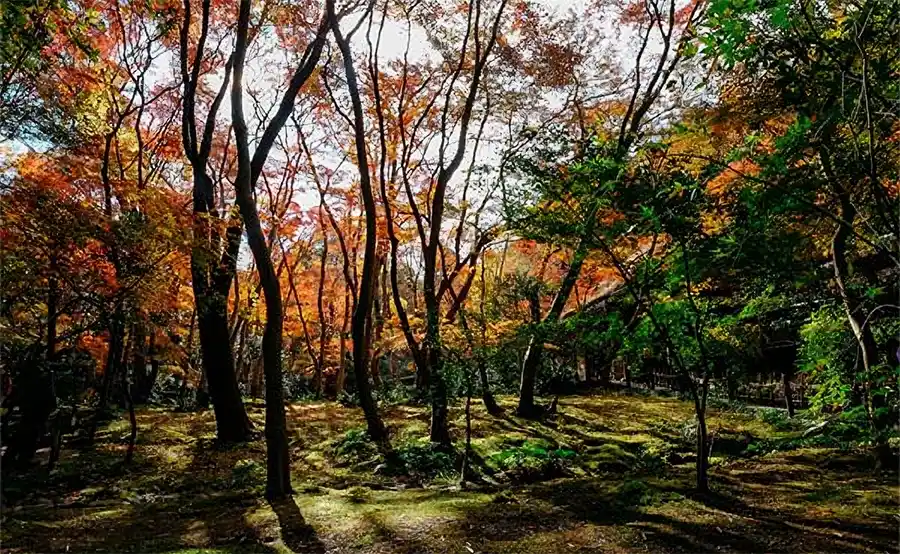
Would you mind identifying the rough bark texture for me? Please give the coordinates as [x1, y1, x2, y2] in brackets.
[696, 408, 709, 493]
[195, 301, 252, 441]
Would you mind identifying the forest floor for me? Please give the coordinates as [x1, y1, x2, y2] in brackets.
[2, 392, 897, 553]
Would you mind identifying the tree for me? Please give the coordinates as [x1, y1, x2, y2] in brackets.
[231, 0, 332, 498]
[179, 0, 252, 442]
[326, 0, 394, 447]
[507, 0, 707, 417]
[701, 0, 899, 463]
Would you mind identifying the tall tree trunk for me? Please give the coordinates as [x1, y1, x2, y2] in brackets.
[316, 211, 330, 396]
[47, 264, 64, 470]
[370, 255, 387, 387]
[696, 406, 709, 493]
[337, 288, 350, 395]
[330, 1, 390, 447]
[89, 307, 126, 444]
[232, 0, 291, 499]
[124, 375, 137, 464]
[180, 0, 251, 443]
[459, 369, 473, 488]
[195, 297, 252, 440]
[423, 251, 451, 446]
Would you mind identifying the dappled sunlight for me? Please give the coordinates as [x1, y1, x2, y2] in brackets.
[3, 395, 896, 553]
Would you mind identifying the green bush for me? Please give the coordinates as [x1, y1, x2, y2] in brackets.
[677, 417, 698, 448]
[798, 305, 856, 411]
[346, 486, 372, 503]
[635, 440, 675, 472]
[757, 407, 794, 430]
[618, 479, 654, 505]
[490, 440, 576, 482]
[331, 428, 379, 465]
[395, 441, 456, 479]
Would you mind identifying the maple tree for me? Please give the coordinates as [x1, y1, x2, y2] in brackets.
[1, 0, 897, 518]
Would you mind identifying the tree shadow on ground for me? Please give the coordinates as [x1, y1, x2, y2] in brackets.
[270, 496, 326, 553]
[450, 468, 896, 553]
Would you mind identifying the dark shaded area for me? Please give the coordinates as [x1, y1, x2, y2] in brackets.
[269, 497, 325, 554]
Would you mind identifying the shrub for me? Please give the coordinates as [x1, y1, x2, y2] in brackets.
[618, 479, 654, 505]
[491, 440, 576, 482]
[617, 479, 683, 506]
[635, 440, 674, 472]
[395, 441, 456, 479]
[677, 417, 698, 448]
[757, 407, 792, 430]
[346, 486, 372, 503]
[331, 428, 379, 466]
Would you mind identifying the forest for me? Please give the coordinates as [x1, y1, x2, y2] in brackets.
[0, 0, 898, 552]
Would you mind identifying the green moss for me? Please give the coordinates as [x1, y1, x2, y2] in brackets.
[3, 393, 896, 554]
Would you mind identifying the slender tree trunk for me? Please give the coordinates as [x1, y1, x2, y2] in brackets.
[423, 255, 451, 445]
[822, 149, 885, 435]
[124, 377, 137, 464]
[232, 0, 291, 499]
[316, 213, 330, 396]
[828, 169, 885, 439]
[696, 407, 709, 493]
[459, 373, 473, 488]
[518, 242, 590, 417]
[330, 2, 390, 447]
[89, 308, 126, 444]
[337, 288, 350, 395]
[47, 265, 64, 470]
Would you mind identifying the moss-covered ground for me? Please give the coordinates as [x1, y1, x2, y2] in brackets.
[2, 393, 896, 553]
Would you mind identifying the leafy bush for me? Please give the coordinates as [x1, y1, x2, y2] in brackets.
[743, 407, 875, 456]
[346, 486, 372, 503]
[618, 479, 654, 505]
[394, 441, 456, 479]
[706, 396, 753, 414]
[331, 428, 379, 466]
[373, 383, 419, 406]
[677, 417, 698, 448]
[282, 373, 320, 401]
[798, 305, 856, 411]
[756, 407, 798, 431]
[491, 440, 576, 482]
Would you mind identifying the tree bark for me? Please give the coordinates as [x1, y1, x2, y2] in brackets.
[518, 241, 590, 417]
[179, 0, 252, 442]
[232, 0, 292, 500]
[824, 149, 885, 439]
[696, 407, 709, 493]
[329, 0, 391, 447]
[196, 304, 252, 440]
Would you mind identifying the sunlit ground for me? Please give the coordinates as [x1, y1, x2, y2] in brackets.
[2, 393, 896, 553]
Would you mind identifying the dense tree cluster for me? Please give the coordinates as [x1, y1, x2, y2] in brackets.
[1, 0, 897, 499]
